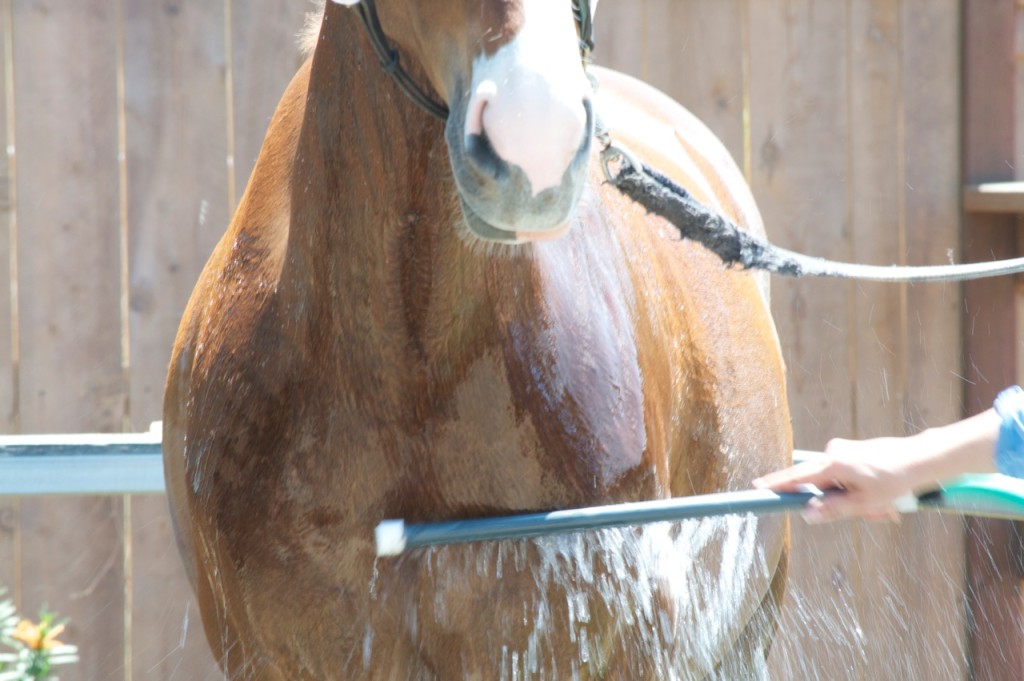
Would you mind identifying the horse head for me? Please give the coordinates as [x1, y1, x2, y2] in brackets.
[331, 0, 597, 243]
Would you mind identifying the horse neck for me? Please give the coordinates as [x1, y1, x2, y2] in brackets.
[281, 7, 535, 383]
[290, 7, 449, 271]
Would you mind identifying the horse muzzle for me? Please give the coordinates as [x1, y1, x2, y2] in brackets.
[446, 84, 595, 244]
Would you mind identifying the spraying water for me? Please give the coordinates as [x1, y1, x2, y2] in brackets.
[357, 513, 777, 680]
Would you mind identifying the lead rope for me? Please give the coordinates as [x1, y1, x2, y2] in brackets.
[595, 118, 1024, 283]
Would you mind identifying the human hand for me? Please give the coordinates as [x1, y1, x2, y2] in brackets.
[752, 436, 925, 523]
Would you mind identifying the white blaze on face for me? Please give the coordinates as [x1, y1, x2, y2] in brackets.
[465, 0, 592, 196]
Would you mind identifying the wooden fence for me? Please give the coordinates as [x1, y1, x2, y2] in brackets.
[609, 2, 967, 678]
[0, 0, 1004, 679]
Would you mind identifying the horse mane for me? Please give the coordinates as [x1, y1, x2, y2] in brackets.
[299, 0, 326, 58]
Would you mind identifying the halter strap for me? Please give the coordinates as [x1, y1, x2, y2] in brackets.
[350, 0, 595, 122]
[352, 0, 449, 120]
[573, 0, 595, 59]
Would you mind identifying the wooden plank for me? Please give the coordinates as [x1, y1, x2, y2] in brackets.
[899, 0, 968, 677]
[124, 0, 231, 432]
[1018, 1, 1024, 179]
[744, 2, 862, 678]
[17, 496, 125, 679]
[592, 0, 647, 82]
[0, 0, 12, 435]
[121, 1, 233, 678]
[0, 498, 14, 609]
[964, 213, 1021, 681]
[964, 181, 1024, 213]
[963, 0, 1023, 679]
[14, 4, 125, 433]
[11, 1, 125, 679]
[1018, 275, 1024, 386]
[749, 0, 854, 450]
[635, 0, 746, 166]
[965, 0, 1017, 184]
[228, 0, 308, 205]
[0, 0, 18, 601]
[129, 496, 224, 681]
[845, 4, 915, 678]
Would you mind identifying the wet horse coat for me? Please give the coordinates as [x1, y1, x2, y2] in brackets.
[163, 1, 793, 678]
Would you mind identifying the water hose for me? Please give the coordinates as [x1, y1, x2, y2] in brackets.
[376, 453, 1024, 556]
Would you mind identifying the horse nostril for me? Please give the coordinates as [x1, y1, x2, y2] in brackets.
[464, 81, 510, 180]
[466, 131, 507, 181]
[466, 81, 495, 136]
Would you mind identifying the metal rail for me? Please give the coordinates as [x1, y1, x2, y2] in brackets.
[0, 440, 819, 498]
[5, 439, 1024, 531]
[0, 441, 972, 502]
[0, 424, 164, 496]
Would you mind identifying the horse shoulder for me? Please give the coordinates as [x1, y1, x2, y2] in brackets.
[586, 66, 790, 483]
[163, 57, 313, 587]
[584, 68, 792, 664]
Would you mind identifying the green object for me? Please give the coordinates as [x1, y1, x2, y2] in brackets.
[919, 474, 1024, 520]
[795, 450, 1024, 520]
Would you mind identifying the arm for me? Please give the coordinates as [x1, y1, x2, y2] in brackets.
[753, 405, 1003, 523]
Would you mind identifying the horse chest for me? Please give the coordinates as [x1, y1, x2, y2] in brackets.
[354, 242, 660, 515]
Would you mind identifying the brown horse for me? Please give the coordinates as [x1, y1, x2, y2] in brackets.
[163, 1, 793, 678]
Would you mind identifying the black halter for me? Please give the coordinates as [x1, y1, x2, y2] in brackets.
[351, 0, 595, 122]
[573, 0, 595, 58]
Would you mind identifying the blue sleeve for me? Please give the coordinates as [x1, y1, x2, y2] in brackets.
[994, 385, 1024, 479]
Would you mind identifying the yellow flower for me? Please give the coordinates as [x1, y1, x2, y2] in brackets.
[9, 619, 65, 650]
